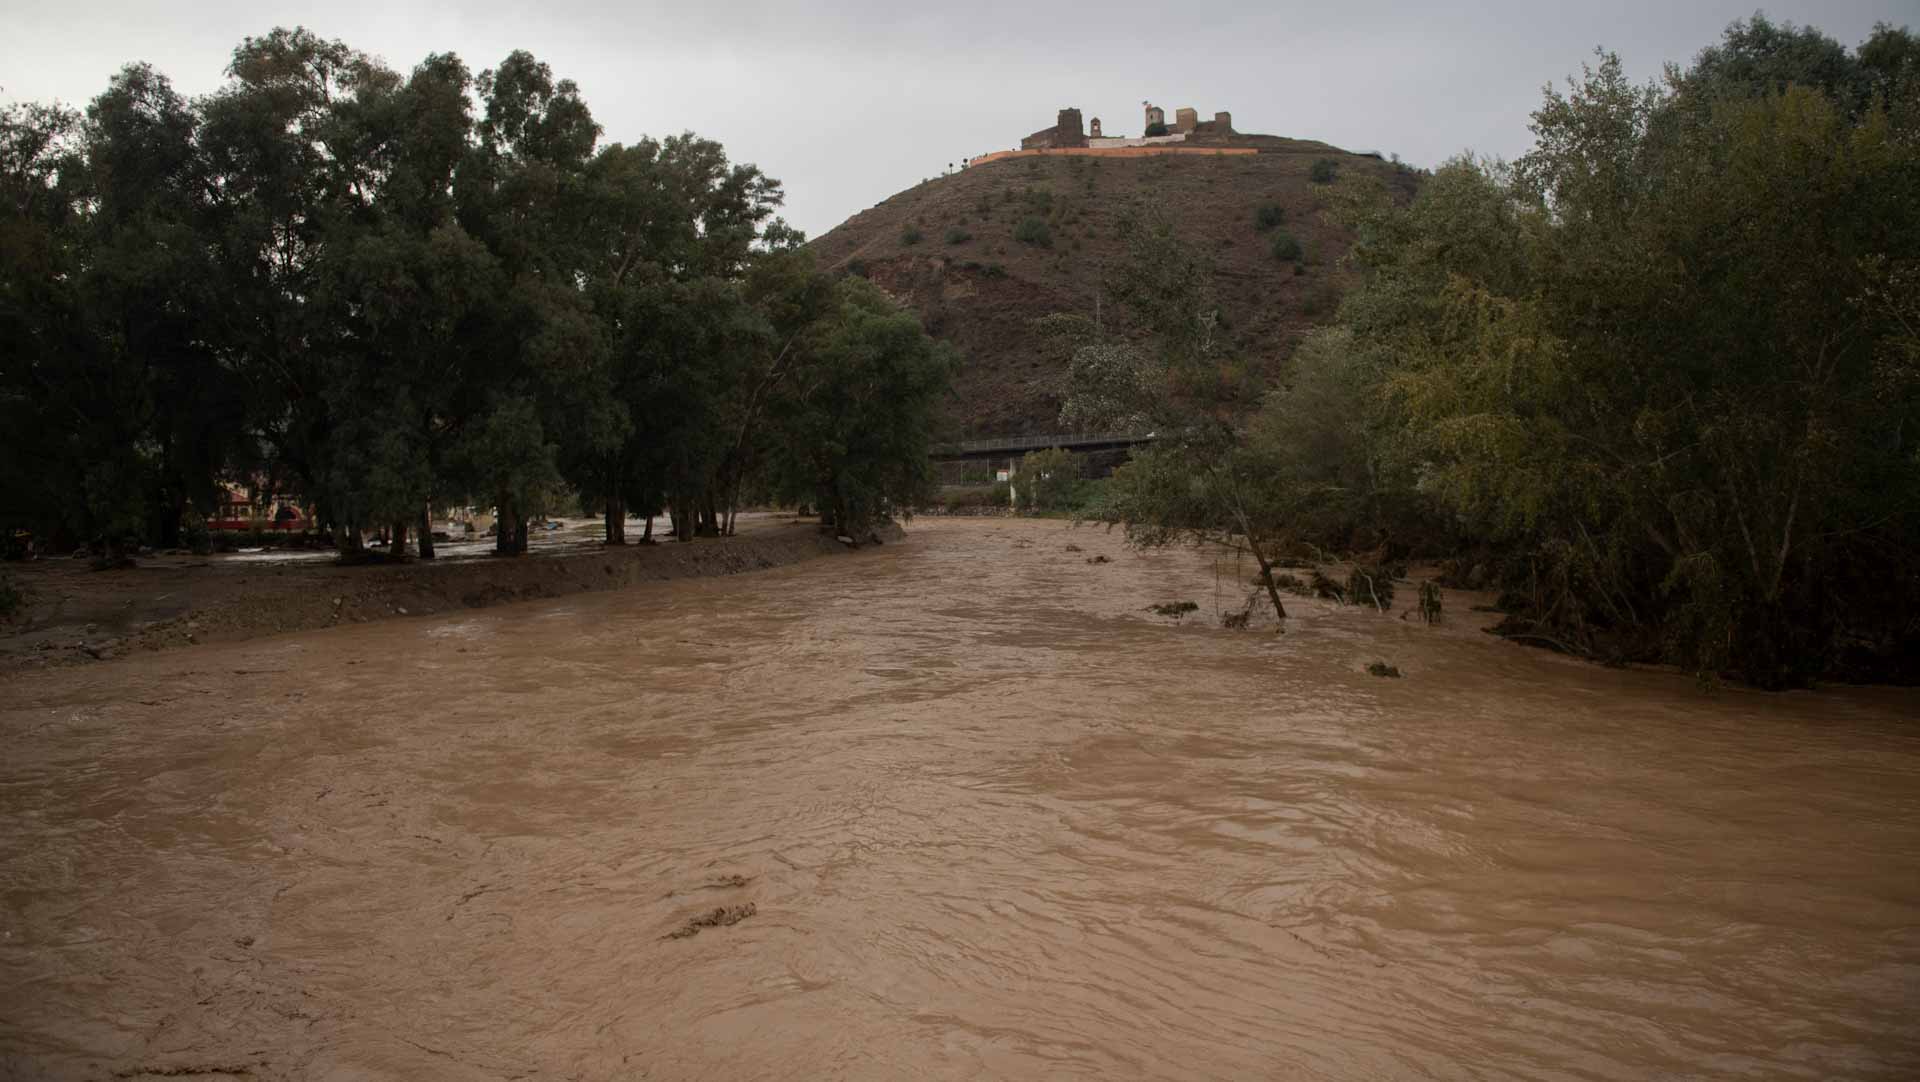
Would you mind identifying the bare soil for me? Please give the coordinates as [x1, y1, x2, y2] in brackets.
[807, 147, 1421, 436]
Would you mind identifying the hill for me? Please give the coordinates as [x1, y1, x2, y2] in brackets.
[807, 138, 1421, 437]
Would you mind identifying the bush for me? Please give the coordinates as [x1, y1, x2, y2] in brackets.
[182, 511, 211, 555]
[981, 263, 1008, 279]
[1419, 581, 1443, 625]
[1347, 567, 1396, 610]
[1016, 447, 1083, 511]
[901, 226, 924, 246]
[1309, 158, 1339, 184]
[1145, 121, 1169, 137]
[1300, 278, 1340, 317]
[1254, 203, 1286, 232]
[937, 485, 1003, 510]
[1013, 217, 1052, 248]
[944, 227, 971, 245]
[846, 258, 869, 278]
[1270, 230, 1303, 262]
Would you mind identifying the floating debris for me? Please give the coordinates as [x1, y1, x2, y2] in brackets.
[666, 902, 756, 939]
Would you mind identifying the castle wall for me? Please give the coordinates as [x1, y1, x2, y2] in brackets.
[966, 145, 1259, 167]
[1088, 133, 1187, 149]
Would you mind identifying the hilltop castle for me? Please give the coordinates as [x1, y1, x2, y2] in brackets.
[1020, 101, 1236, 151]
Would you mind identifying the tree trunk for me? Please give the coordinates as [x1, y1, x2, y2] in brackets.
[604, 490, 625, 545]
[417, 506, 435, 560]
[390, 520, 408, 561]
[514, 516, 529, 555]
[157, 491, 184, 549]
[642, 513, 654, 542]
[1245, 535, 1289, 624]
[337, 521, 365, 560]
[494, 499, 516, 556]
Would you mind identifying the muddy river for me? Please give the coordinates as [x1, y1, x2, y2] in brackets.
[3, 517, 1917, 1079]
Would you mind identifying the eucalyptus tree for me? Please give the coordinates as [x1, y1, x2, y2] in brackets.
[0, 100, 85, 551]
[568, 132, 784, 543]
[763, 277, 953, 536]
[198, 28, 393, 552]
[453, 50, 610, 555]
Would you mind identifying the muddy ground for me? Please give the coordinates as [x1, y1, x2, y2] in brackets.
[0, 514, 893, 677]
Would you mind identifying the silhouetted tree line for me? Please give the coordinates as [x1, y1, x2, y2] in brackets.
[1, 28, 951, 562]
[1067, 16, 1920, 687]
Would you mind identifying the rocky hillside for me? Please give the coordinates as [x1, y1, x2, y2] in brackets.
[808, 140, 1420, 436]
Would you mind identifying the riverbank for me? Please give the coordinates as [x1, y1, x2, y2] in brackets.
[0, 513, 900, 676]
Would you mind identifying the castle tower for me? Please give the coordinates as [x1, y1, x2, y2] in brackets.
[1056, 107, 1084, 143]
[1174, 107, 1198, 133]
[1090, 117, 1102, 138]
[1143, 101, 1165, 130]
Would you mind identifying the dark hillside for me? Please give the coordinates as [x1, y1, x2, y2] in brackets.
[809, 143, 1420, 436]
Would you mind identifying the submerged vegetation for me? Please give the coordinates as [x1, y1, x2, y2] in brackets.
[1066, 15, 1920, 687]
[0, 28, 951, 563]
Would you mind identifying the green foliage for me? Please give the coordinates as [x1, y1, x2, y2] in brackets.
[1254, 203, 1286, 231]
[1419, 581, 1443, 624]
[943, 226, 971, 245]
[1013, 216, 1052, 248]
[1346, 567, 1395, 610]
[1325, 26, 1920, 685]
[981, 262, 1008, 279]
[1309, 158, 1339, 183]
[1015, 447, 1083, 511]
[933, 485, 1006, 511]
[1366, 661, 1402, 678]
[1144, 121, 1169, 137]
[1269, 230, 1303, 262]
[763, 278, 954, 535]
[901, 225, 924, 246]
[0, 29, 948, 562]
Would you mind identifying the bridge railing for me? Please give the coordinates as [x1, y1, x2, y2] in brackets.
[931, 432, 1155, 457]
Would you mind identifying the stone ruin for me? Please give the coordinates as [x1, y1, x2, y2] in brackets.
[997, 101, 1244, 162]
[1020, 108, 1088, 150]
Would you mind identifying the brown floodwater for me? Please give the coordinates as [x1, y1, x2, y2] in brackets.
[2, 517, 1917, 1080]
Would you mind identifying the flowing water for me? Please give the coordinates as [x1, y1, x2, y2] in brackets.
[3, 517, 1917, 1080]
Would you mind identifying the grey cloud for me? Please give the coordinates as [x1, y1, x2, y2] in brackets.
[3, 0, 1911, 237]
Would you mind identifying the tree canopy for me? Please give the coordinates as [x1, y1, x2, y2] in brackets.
[1072, 16, 1919, 685]
[0, 29, 950, 562]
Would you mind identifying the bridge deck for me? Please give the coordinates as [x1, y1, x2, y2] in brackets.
[930, 432, 1155, 460]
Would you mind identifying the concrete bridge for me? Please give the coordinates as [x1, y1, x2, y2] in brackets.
[929, 432, 1156, 462]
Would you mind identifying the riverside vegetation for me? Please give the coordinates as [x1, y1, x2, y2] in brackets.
[1056, 16, 1919, 688]
[0, 28, 952, 565]
[5, 18, 1916, 690]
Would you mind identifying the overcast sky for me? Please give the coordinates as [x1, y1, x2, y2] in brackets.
[4, 1, 1914, 237]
